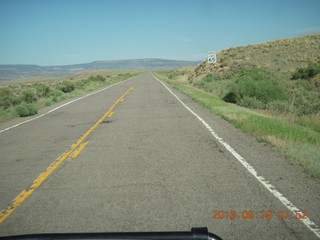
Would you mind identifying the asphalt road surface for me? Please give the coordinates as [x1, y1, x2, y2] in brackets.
[0, 73, 319, 239]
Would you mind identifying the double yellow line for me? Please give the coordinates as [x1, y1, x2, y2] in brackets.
[0, 85, 135, 223]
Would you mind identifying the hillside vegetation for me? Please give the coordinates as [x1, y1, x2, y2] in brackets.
[0, 70, 140, 122]
[155, 33, 320, 178]
[189, 33, 320, 116]
[191, 33, 320, 78]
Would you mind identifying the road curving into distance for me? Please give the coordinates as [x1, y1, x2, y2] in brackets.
[0, 73, 319, 239]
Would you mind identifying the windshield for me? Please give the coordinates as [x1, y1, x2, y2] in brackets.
[0, 1, 320, 240]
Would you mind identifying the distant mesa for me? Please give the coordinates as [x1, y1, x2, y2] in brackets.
[0, 58, 201, 81]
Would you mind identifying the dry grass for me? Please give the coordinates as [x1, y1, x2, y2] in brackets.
[223, 113, 249, 121]
[189, 33, 320, 81]
[0, 69, 140, 86]
[265, 135, 288, 150]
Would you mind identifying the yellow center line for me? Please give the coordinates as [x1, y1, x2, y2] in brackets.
[71, 141, 89, 158]
[107, 111, 114, 118]
[0, 85, 135, 223]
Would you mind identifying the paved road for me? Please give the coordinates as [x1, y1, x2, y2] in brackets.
[0, 73, 319, 239]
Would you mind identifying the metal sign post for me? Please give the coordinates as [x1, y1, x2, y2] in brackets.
[208, 52, 217, 81]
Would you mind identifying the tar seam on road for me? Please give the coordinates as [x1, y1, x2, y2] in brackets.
[151, 74, 320, 239]
[0, 77, 136, 134]
[0, 85, 135, 223]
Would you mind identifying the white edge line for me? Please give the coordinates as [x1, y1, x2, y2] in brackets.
[0, 76, 136, 134]
[152, 73, 320, 238]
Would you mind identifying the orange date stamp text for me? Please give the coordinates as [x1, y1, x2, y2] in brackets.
[212, 210, 308, 220]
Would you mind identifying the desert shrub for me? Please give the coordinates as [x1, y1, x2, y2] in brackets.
[310, 74, 320, 89]
[193, 74, 218, 93]
[59, 94, 67, 101]
[52, 96, 58, 103]
[45, 99, 52, 106]
[267, 100, 291, 113]
[15, 103, 38, 117]
[224, 68, 287, 108]
[0, 88, 15, 109]
[21, 90, 38, 103]
[76, 75, 107, 89]
[168, 72, 177, 79]
[76, 79, 89, 88]
[88, 75, 106, 83]
[50, 89, 64, 97]
[12, 97, 21, 106]
[202, 75, 213, 83]
[238, 96, 266, 109]
[194, 82, 213, 92]
[36, 84, 51, 97]
[15, 105, 29, 117]
[223, 92, 237, 103]
[24, 103, 38, 115]
[57, 81, 75, 93]
[292, 62, 320, 80]
[220, 58, 228, 67]
[215, 71, 235, 81]
[293, 90, 320, 115]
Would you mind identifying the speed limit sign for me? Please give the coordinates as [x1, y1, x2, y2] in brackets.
[208, 52, 217, 64]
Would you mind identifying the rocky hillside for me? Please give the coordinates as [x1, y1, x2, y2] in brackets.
[190, 33, 320, 80]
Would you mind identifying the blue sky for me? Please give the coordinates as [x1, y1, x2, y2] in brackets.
[0, 0, 319, 66]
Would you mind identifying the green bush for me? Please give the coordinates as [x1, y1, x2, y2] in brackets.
[50, 89, 64, 97]
[21, 90, 38, 103]
[36, 84, 51, 97]
[292, 62, 320, 80]
[267, 100, 291, 113]
[57, 81, 75, 93]
[215, 71, 235, 81]
[52, 96, 58, 103]
[238, 96, 266, 109]
[224, 68, 287, 107]
[309, 74, 320, 90]
[223, 92, 237, 103]
[76, 79, 89, 88]
[15, 103, 38, 117]
[88, 75, 106, 83]
[194, 81, 216, 93]
[75, 75, 107, 89]
[24, 103, 38, 115]
[202, 75, 213, 83]
[193, 74, 218, 93]
[45, 99, 52, 106]
[59, 94, 67, 101]
[293, 90, 320, 115]
[0, 88, 15, 109]
[15, 105, 29, 117]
